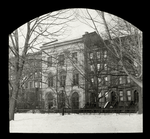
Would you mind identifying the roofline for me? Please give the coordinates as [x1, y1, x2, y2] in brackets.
[40, 37, 83, 50]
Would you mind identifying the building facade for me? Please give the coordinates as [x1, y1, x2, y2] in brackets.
[40, 37, 86, 110]
[9, 51, 43, 109]
[40, 31, 140, 111]
[83, 32, 139, 110]
[9, 31, 140, 111]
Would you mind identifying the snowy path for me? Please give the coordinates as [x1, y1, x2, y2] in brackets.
[9, 113, 143, 133]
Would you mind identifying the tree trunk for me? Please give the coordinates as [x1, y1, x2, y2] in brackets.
[138, 87, 143, 114]
[9, 97, 16, 121]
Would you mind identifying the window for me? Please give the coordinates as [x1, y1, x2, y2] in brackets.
[73, 73, 79, 86]
[58, 92, 65, 109]
[60, 75, 66, 87]
[35, 82, 38, 88]
[127, 90, 131, 101]
[97, 51, 100, 59]
[119, 91, 124, 101]
[104, 76, 108, 85]
[134, 61, 138, 67]
[104, 50, 107, 59]
[91, 77, 94, 83]
[35, 72, 38, 78]
[25, 82, 28, 88]
[119, 77, 122, 84]
[111, 76, 118, 85]
[90, 77, 94, 87]
[97, 63, 100, 71]
[104, 63, 107, 70]
[98, 77, 101, 84]
[39, 72, 42, 78]
[72, 52, 77, 63]
[29, 81, 33, 89]
[48, 76, 53, 87]
[127, 76, 131, 83]
[90, 65, 94, 72]
[39, 82, 42, 88]
[59, 54, 65, 66]
[10, 75, 13, 80]
[89, 52, 93, 60]
[47, 56, 52, 67]
[99, 93, 102, 102]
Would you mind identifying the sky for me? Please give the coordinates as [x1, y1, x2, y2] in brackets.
[9, 8, 116, 53]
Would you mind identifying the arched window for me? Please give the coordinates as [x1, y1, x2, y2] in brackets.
[71, 92, 79, 109]
[59, 70, 66, 87]
[47, 93, 53, 109]
[58, 91, 65, 109]
[90, 92, 96, 105]
[48, 73, 53, 87]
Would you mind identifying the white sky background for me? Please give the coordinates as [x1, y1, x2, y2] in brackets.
[9, 8, 118, 53]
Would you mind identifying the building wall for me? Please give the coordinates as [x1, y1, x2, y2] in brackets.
[41, 40, 85, 109]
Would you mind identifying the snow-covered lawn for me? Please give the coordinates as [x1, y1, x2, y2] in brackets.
[9, 113, 143, 133]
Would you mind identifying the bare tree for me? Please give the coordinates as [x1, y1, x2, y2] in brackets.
[9, 9, 75, 121]
[74, 9, 142, 113]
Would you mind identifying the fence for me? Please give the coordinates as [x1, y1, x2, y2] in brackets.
[16, 107, 138, 114]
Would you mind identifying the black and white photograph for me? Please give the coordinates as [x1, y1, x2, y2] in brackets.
[9, 8, 143, 133]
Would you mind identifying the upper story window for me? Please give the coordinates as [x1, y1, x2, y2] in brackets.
[104, 63, 107, 70]
[98, 77, 102, 84]
[103, 76, 108, 85]
[72, 52, 77, 63]
[96, 51, 100, 59]
[90, 65, 94, 72]
[59, 54, 65, 66]
[48, 76, 53, 87]
[35, 82, 38, 88]
[73, 73, 79, 86]
[104, 50, 107, 59]
[111, 76, 118, 85]
[127, 76, 131, 83]
[47, 56, 52, 67]
[97, 63, 101, 71]
[35, 72, 38, 78]
[29, 81, 33, 89]
[119, 91, 124, 101]
[60, 75, 66, 87]
[91, 77, 94, 85]
[119, 77, 122, 84]
[39, 82, 42, 88]
[89, 52, 93, 60]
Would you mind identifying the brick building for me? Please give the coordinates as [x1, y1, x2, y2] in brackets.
[40, 31, 139, 111]
[9, 51, 43, 109]
[83, 32, 139, 110]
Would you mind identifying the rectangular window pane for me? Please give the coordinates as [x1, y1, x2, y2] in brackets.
[104, 63, 107, 70]
[128, 96, 131, 101]
[72, 52, 77, 63]
[127, 76, 131, 83]
[59, 55, 64, 66]
[104, 50, 107, 58]
[97, 63, 100, 71]
[90, 65, 94, 72]
[47, 56, 52, 67]
[89, 52, 93, 59]
[119, 91, 123, 96]
[127, 90, 131, 95]
[48, 76, 53, 87]
[35, 82, 38, 88]
[119, 77, 122, 84]
[97, 51, 100, 59]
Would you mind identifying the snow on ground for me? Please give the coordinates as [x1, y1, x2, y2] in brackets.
[9, 113, 143, 133]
